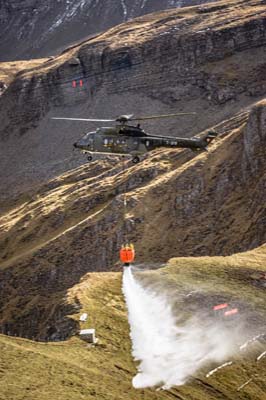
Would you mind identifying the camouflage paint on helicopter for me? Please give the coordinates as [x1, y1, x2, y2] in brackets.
[52, 113, 217, 163]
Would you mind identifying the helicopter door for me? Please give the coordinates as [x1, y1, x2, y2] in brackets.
[89, 136, 94, 150]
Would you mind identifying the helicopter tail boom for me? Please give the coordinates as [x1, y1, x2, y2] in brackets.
[199, 130, 217, 150]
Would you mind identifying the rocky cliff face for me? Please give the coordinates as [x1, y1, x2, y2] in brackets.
[0, 0, 218, 61]
[0, 100, 265, 340]
[1, 0, 266, 203]
[0, 0, 266, 341]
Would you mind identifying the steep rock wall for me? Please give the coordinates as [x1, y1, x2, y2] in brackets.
[0, 0, 266, 200]
[0, 100, 265, 340]
[0, 0, 218, 60]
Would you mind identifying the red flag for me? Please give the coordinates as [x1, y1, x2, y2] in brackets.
[213, 303, 228, 311]
[79, 79, 83, 87]
[72, 80, 77, 88]
[224, 308, 238, 316]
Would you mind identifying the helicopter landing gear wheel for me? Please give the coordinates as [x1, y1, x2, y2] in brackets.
[132, 156, 140, 164]
[87, 154, 93, 162]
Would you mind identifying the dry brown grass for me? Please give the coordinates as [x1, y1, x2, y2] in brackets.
[0, 59, 50, 85]
[0, 245, 266, 400]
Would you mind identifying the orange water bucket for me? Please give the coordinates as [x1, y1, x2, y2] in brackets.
[120, 244, 135, 265]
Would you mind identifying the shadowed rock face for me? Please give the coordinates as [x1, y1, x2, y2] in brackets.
[0, 0, 219, 61]
[0, 0, 266, 200]
[0, 100, 265, 340]
[0, 0, 266, 342]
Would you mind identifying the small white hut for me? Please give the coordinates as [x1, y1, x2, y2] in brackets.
[79, 313, 88, 322]
[79, 329, 96, 343]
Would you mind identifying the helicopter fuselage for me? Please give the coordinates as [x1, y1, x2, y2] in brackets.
[73, 124, 215, 159]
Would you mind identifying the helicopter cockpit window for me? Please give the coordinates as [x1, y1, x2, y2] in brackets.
[83, 132, 93, 139]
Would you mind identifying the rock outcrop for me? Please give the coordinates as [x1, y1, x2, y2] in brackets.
[0, 0, 219, 61]
[1, 0, 266, 202]
[0, 100, 265, 340]
[0, 0, 266, 342]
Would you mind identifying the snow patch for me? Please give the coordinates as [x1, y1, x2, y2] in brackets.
[141, 0, 148, 8]
[121, 0, 128, 19]
[206, 361, 233, 378]
[47, 0, 92, 34]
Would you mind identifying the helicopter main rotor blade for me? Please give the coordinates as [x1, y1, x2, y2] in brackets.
[52, 117, 115, 122]
[131, 112, 196, 121]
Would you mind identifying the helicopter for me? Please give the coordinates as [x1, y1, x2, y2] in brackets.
[52, 113, 217, 163]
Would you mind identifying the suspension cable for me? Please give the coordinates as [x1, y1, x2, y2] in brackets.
[122, 157, 128, 245]
[119, 157, 135, 266]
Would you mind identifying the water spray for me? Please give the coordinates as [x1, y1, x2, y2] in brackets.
[122, 267, 238, 390]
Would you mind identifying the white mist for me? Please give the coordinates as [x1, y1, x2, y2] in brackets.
[122, 267, 236, 389]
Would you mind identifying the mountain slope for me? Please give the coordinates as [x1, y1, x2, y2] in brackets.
[0, 245, 266, 399]
[0, 0, 219, 61]
[0, 99, 265, 340]
[1, 2, 265, 398]
[1, 0, 266, 201]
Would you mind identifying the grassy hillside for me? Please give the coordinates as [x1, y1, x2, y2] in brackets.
[1, 0, 266, 201]
[0, 246, 265, 400]
[0, 2, 265, 398]
[0, 59, 49, 86]
[0, 100, 265, 341]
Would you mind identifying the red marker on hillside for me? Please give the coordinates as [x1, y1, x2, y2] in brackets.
[224, 308, 239, 317]
[213, 303, 228, 311]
